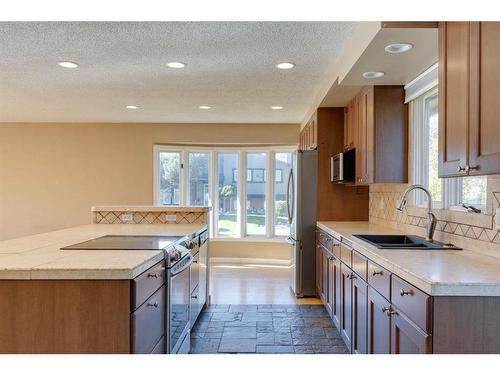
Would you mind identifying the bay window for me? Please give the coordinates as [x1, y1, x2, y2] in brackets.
[153, 145, 296, 238]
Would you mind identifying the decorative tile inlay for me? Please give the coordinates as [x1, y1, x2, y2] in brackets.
[369, 183, 500, 244]
[93, 210, 208, 225]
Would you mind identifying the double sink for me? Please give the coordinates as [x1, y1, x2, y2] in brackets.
[353, 234, 462, 250]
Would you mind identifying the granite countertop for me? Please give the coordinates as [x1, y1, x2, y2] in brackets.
[0, 224, 206, 280]
[317, 221, 500, 297]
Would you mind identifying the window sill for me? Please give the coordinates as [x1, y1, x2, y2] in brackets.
[211, 236, 288, 243]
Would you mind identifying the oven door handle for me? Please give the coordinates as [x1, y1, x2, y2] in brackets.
[170, 254, 193, 276]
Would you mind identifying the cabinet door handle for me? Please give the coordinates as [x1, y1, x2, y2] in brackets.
[466, 165, 480, 173]
[381, 306, 391, 313]
[147, 302, 159, 308]
[457, 165, 466, 173]
[147, 273, 159, 279]
[400, 289, 413, 296]
[372, 270, 383, 276]
[191, 295, 198, 299]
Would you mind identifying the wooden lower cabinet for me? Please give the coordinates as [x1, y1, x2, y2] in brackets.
[340, 263, 353, 351]
[352, 276, 368, 354]
[391, 309, 432, 354]
[367, 286, 391, 354]
[316, 244, 322, 297]
[332, 256, 342, 329]
[321, 247, 329, 306]
[316, 227, 500, 354]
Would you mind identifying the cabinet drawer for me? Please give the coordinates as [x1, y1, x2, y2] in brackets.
[340, 244, 352, 267]
[352, 251, 367, 281]
[151, 336, 165, 354]
[367, 260, 391, 300]
[391, 275, 432, 333]
[132, 260, 166, 310]
[131, 286, 165, 354]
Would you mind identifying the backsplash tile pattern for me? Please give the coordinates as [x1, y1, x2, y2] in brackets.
[369, 184, 500, 245]
[93, 210, 208, 225]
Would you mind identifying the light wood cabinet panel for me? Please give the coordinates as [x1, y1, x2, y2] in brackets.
[468, 22, 500, 175]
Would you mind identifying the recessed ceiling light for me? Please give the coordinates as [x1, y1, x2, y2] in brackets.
[57, 61, 79, 69]
[126, 105, 139, 110]
[362, 71, 385, 79]
[276, 62, 295, 70]
[199, 105, 211, 110]
[385, 43, 413, 54]
[167, 62, 186, 69]
[271, 106, 283, 110]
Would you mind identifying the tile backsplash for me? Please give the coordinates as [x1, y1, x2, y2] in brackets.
[369, 180, 500, 252]
[93, 210, 208, 225]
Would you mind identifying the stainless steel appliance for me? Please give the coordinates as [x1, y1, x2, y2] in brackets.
[62, 234, 194, 354]
[330, 148, 355, 183]
[287, 149, 317, 297]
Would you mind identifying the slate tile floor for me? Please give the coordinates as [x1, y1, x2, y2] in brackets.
[190, 304, 349, 354]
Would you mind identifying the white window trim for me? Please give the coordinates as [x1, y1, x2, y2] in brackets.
[153, 144, 297, 239]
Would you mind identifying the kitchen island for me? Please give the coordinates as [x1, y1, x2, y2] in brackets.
[0, 223, 208, 354]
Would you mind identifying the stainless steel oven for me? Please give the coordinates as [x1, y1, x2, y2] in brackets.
[330, 148, 355, 183]
[167, 252, 192, 354]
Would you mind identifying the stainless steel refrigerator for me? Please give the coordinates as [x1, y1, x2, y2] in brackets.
[287, 149, 317, 297]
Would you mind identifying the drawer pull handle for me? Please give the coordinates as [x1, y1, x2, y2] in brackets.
[147, 302, 159, 308]
[147, 273, 159, 279]
[381, 306, 391, 313]
[372, 270, 383, 276]
[193, 260, 198, 264]
[191, 295, 198, 299]
[400, 289, 413, 296]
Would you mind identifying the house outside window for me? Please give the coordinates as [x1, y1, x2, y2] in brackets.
[153, 145, 296, 238]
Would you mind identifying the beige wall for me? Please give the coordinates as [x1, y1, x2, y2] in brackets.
[0, 123, 299, 240]
[210, 240, 291, 261]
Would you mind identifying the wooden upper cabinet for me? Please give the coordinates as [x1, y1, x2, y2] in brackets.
[438, 22, 471, 176]
[468, 22, 500, 175]
[345, 86, 407, 184]
[299, 113, 318, 151]
[439, 21, 500, 177]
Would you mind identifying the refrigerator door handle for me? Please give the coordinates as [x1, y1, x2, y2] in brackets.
[286, 169, 295, 224]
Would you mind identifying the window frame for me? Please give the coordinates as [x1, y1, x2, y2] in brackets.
[410, 85, 488, 212]
[153, 145, 296, 239]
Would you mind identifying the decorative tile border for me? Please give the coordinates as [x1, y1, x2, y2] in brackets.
[369, 185, 500, 245]
[93, 210, 208, 225]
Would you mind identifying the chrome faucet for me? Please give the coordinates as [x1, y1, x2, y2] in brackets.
[396, 184, 437, 242]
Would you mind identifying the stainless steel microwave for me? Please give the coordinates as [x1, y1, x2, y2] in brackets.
[330, 148, 355, 183]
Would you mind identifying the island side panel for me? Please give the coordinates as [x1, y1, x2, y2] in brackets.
[0, 280, 130, 353]
[433, 296, 500, 353]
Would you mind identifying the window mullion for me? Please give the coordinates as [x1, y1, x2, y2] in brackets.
[266, 151, 274, 238]
[210, 151, 217, 238]
[239, 151, 246, 238]
[181, 150, 188, 206]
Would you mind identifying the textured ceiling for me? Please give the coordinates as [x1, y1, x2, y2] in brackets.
[0, 22, 355, 123]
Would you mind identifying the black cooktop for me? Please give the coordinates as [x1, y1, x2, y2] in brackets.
[61, 235, 183, 250]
